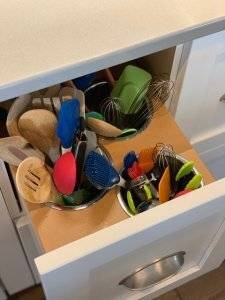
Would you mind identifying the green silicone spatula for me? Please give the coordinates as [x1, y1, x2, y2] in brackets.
[127, 190, 137, 215]
[185, 173, 203, 190]
[111, 65, 152, 114]
[175, 161, 194, 181]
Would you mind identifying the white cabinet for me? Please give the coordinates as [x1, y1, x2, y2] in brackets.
[175, 31, 225, 178]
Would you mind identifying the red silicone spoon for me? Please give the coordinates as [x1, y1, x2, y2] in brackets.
[53, 152, 76, 195]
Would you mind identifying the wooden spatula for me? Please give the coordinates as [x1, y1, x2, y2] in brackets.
[18, 109, 60, 163]
[0, 136, 44, 166]
[16, 157, 59, 204]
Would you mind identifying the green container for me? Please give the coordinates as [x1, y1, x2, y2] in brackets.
[111, 65, 152, 114]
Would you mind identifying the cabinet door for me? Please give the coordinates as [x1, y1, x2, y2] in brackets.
[0, 189, 34, 295]
[175, 30, 225, 149]
[36, 178, 225, 300]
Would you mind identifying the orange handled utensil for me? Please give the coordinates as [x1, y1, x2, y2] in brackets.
[138, 147, 154, 173]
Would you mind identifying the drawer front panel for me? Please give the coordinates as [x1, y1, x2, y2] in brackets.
[36, 178, 225, 300]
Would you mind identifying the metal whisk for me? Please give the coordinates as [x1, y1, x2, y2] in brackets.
[100, 77, 174, 132]
[146, 78, 174, 114]
[152, 143, 177, 173]
[100, 96, 122, 127]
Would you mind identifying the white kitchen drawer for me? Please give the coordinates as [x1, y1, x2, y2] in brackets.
[174, 30, 225, 178]
[4, 40, 225, 299]
[35, 178, 225, 300]
[32, 114, 225, 300]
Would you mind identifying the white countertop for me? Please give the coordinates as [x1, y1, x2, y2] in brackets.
[1, 0, 225, 101]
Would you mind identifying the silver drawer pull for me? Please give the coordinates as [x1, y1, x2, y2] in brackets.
[119, 251, 185, 291]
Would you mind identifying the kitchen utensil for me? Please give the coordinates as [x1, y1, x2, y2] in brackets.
[85, 130, 98, 156]
[136, 201, 151, 213]
[16, 157, 59, 204]
[158, 166, 171, 203]
[18, 109, 60, 163]
[58, 86, 74, 100]
[0, 136, 44, 166]
[53, 152, 77, 195]
[128, 161, 143, 180]
[85, 81, 111, 112]
[132, 183, 152, 203]
[6, 94, 32, 136]
[175, 189, 192, 198]
[100, 93, 149, 130]
[124, 151, 138, 169]
[123, 78, 174, 130]
[73, 140, 86, 190]
[101, 96, 122, 126]
[175, 161, 194, 181]
[76, 90, 85, 118]
[117, 128, 137, 138]
[72, 121, 87, 190]
[56, 99, 80, 149]
[147, 78, 174, 113]
[85, 111, 104, 120]
[136, 199, 159, 213]
[104, 69, 115, 86]
[84, 151, 125, 189]
[129, 175, 152, 202]
[42, 98, 55, 112]
[111, 65, 151, 113]
[86, 117, 122, 137]
[153, 143, 177, 173]
[73, 73, 96, 91]
[127, 190, 137, 215]
[63, 189, 92, 206]
[51, 97, 61, 115]
[32, 96, 62, 116]
[138, 148, 154, 173]
[185, 173, 203, 190]
[43, 84, 61, 98]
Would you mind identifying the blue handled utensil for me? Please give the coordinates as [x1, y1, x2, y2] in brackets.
[123, 151, 138, 169]
[57, 99, 80, 149]
[84, 151, 125, 189]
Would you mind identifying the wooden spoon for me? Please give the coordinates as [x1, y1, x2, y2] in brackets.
[18, 109, 60, 163]
[86, 117, 122, 137]
[0, 136, 44, 166]
[16, 157, 59, 204]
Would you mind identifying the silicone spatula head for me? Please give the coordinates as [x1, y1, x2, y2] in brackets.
[158, 166, 171, 203]
[56, 99, 80, 149]
[84, 151, 120, 189]
[53, 152, 76, 195]
[185, 173, 203, 190]
[138, 148, 154, 173]
[175, 161, 194, 181]
[123, 151, 138, 169]
[128, 161, 143, 179]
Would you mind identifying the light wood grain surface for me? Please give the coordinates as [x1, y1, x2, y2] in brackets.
[12, 110, 213, 252]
